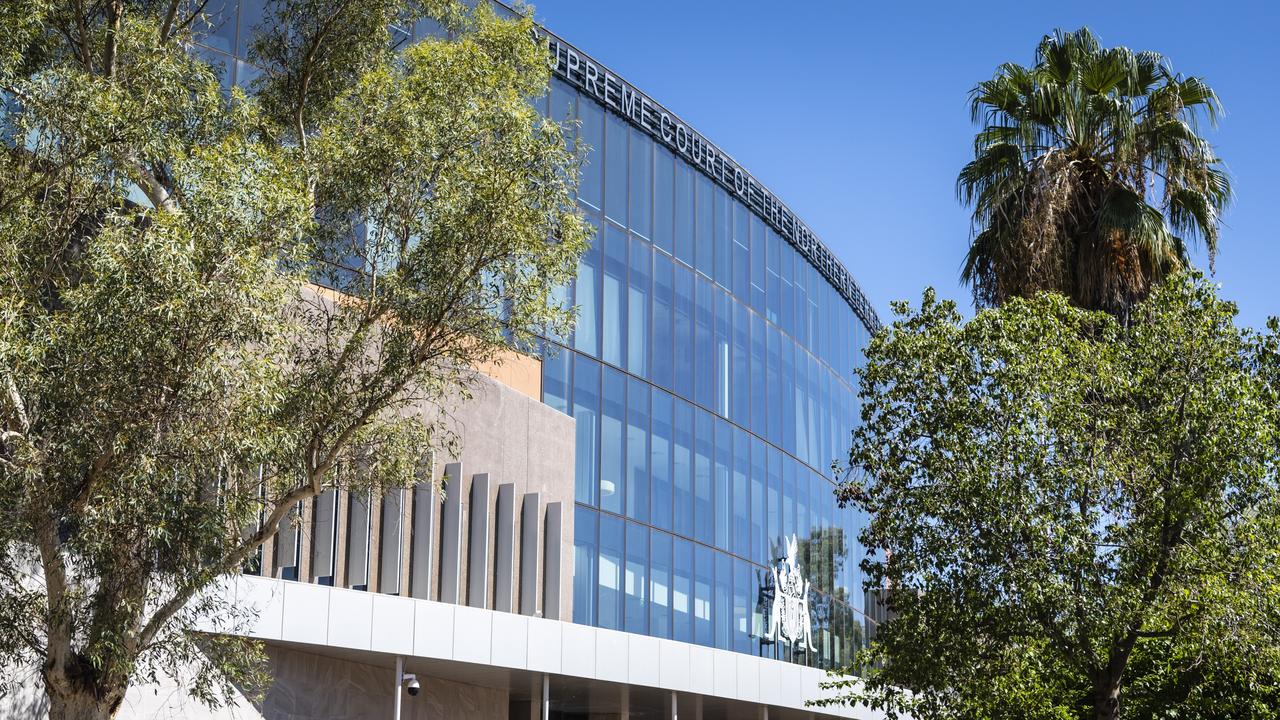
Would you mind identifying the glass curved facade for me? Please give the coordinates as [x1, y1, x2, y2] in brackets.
[191, 0, 880, 674]
[537, 73, 876, 669]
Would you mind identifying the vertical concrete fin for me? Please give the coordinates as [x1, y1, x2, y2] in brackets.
[274, 502, 300, 575]
[439, 463, 463, 604]
[494, 483, 516, 612]
[468, 473, 492, 608]
[409, 479, 438, 600]
[543, 501, 563, 620]
[378, 488, 404, 594]
[311, 489, 337, 580]
[346, 492, 371, 588]
[520, 492, 542, 616]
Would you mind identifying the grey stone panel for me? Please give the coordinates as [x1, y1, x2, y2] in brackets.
[275, 503, 300, 573]
[543, 501, 562, 621]
[346, 492, 371, 588]
[311, 489, 338, 579]
[439, 463, 463, 604]
[468, 473, 492, 608]
[494, 483, 516, 612]
[520, 492, 541, 616]
[378, 488, 404, 594]
[410, 480, 438, 600]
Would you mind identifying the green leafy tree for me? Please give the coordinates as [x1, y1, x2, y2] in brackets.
[821, 276, 1280, 720]
[959, 28, 1231, 318]
[0, 2, 588, 719]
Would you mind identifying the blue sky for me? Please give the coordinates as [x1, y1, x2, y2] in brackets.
[528, 0, 1279, 330]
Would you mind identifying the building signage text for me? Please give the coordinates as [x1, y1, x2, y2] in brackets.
[544, 35, 880, 333]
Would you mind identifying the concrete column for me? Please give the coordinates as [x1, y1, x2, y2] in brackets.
[543, 501, 563, 620]
[520, 492, 542, 616]
[273, 502, 300, 578]
[669, 691, 678, 720]
[468, 473, 492, 608]
[494, 483, 516, 612]
[439, 463, 463, 604]
[409, 480, 438, 600]
[311, 489, 338, 580]
[346, 492, 371, 588]
[379, 488, 405, 594]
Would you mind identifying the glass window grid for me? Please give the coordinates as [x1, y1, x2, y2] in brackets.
[199, 7, 876, 669]
[542, 81, 876, 670]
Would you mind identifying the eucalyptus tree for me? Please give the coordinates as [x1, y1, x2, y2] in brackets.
[0, 2, 588, 719]
[959, 28, 1231, 318]
[821, 276, 1280, 720]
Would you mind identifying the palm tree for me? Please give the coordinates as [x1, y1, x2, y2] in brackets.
[958, 28, 1231, 318]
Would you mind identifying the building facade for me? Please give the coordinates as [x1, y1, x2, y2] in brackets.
[11, 4, 888, 719]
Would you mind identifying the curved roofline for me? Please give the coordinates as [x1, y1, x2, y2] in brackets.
[519, 13, 881, 333]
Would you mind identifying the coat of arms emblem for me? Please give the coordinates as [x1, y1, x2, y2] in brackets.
[763, 534, 815, 650]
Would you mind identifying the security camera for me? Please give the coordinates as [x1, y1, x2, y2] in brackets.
[402, 673, 420, 697]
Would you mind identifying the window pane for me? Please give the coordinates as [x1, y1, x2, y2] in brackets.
[626, 376, 650, 523]
[573, 355, 600, 506]
[542, 343, 570, 416]
[650, 252, 674, 390]
[605, 114, 628, 225]
[672, 399, 694, 538]
[650, 530, 672, 638]
[601, 367, 626, 514]
[734, 559, 751, 654]
[714, 552, 732, 649]
[625, 522, 648, 634]
[629, 128, 653, 238]
[672, 537, 693, 642]
[694, 544, 714, 647]
[602, 224, 627, 367]
[672, 263, 694, 400]
[751, 216, 766, 312]
[237, 0, 266, 56]
[573, 507, 598, 625]
[767, 325, 783, 445]
[714, 418, 732, 549]
[654, 147, 674, 254]
[751, 436, 767, 565]
[693, 408, 714, 545]
[693, 277, 715, 410]
[732, 302, 750, 428]
[627, 236, 650, 377]
[573, 218, 600, 357]
[767, 447, 782, 558]
[674, 163, 694, 267]
[651, 389, 673, 531]
[201, 0, 237, 53]
[751, 312, 767, 435]
[732, 426, 750, 558]
[550, 80, 576, 152]
[598, 514, 624, 630]
[579, 100, 604, 209]
[714, 288, 731, 418]
[694, 175, 713, 277]
[732, 202, 750, 302]
[713, 187, 731, 289]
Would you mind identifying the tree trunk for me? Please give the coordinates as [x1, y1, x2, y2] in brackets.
[46, 690, 120, 720]
[1093, 674, 1122, 720]
[43, 667, 126, 720]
